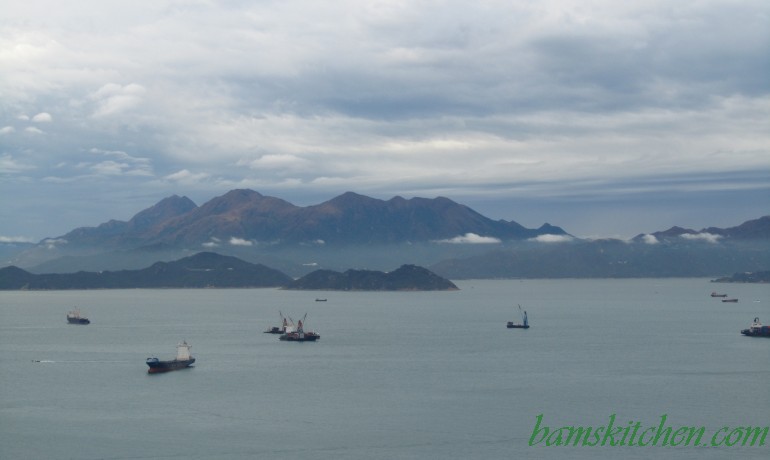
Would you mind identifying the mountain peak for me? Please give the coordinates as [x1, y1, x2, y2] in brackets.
[201, 189, 264, 213]
[327, 191, 381, 207]
[128, 195, 197, 232]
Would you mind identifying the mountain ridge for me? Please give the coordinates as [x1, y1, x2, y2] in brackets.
[33, 189, 569, 250]
[632, 216, 770, 242]
[3, 189, 768, 279]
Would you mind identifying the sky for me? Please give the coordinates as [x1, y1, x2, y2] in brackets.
[1, 0, 769, 242]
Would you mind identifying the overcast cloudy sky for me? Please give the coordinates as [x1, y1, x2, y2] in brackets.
[1, 0, 768, 241]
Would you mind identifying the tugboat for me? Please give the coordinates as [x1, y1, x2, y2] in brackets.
[146, 341, 195, 373]
[264, 311, 290, 334]
[710, 292, 728, 298]
[279, 314, 320, 342]
[507, 305, 529, 329]
[66, 308, 90, 325]
[741, 318, 770, 337]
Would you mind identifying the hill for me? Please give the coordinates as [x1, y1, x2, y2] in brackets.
[0, 252, 292, 290]
[284, 264, 459, 291]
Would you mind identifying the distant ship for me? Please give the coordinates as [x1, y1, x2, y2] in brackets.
[741, 318, 770, 337]
[710, 292, 728, 298]
[66, 308, 90, 325]
[279, 314, 320, 342]
[722, 298, 739, 303]
[507, 305, 529, 329]
[146, 341, 195, 373]
[264, 311, 290, 334]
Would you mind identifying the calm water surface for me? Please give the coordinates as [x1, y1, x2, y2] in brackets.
[1, 279, 768, 459]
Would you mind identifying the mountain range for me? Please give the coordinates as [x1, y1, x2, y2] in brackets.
[2, 189, 768, 279]
[53, 189, 566, 248]
[632, 216, 770, 242]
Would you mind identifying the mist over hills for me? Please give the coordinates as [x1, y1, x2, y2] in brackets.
[429, 238, 770, 279]
[631, 216, 770, 243]
[1, 189, 768, 279]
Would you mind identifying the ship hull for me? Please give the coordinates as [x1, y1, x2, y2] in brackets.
[146, 358, 196, 373]
[279, 333, 320, 342]
[741, 328, 770, 337]
[67, 317, 90, 325]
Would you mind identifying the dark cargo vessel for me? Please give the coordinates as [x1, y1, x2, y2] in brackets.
[741, 318, 770, 337]
[66, 308, 90, 325]
[146, 341, 195, 373]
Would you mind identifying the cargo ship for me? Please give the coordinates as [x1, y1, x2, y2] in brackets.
[279, 314, 320, 342]
[146, 341, 195, 373]
[741, 318, 770, 337]
[66, 308, 90, 325]
[710, 292, 728, 298]
[507, 305, 529, 329]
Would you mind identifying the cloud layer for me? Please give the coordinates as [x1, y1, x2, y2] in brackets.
[435, 233, 502, 244]
[1, 1, 768, 240]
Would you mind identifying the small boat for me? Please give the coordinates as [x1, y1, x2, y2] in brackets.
[722, 298, 739, 303]
[741, 318, 770, 337]
[279, 314, 320, 342]
[146, 341, 195, 373]
[710, 292, 728, 298]
[264, 311, 290, 334]
[507, 305, 530, 329]
[66, 308, 90, 325]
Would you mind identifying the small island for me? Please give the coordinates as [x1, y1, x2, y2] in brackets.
[0, 252, 292, 290]
[712, 271, 770, 283]
[284, 264, 459, 291]
[0, 253, 458, 291]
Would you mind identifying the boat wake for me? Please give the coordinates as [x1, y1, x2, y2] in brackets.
[31, 359, 132, 364]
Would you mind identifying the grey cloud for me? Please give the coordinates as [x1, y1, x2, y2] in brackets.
[0, 0, 768, 240]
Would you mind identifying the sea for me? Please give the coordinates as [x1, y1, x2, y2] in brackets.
[1, 279, 768, 460]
